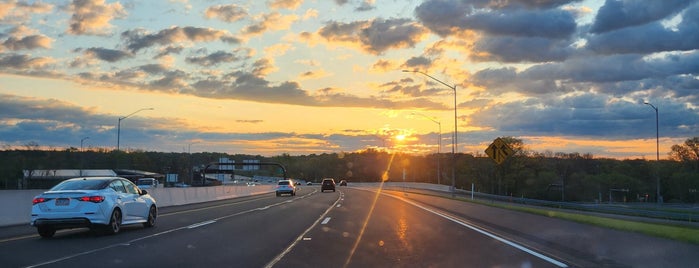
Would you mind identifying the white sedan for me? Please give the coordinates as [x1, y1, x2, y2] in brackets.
[30, 177, 157, 238]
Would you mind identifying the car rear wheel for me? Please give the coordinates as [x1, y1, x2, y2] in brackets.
[37, 226, 55, 238]
[143, 205, 157, 228]
[105, 209, 122, 235]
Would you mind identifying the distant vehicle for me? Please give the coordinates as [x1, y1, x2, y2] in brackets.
[306, 181, 313, 186]
[136, 178, 159, 189]
[30, 177, 157, 238]
[276, 180, 297, 197]
[174, 182, 190, 188]
[339, 180, 347, 186]
[321, 178, 336, 192]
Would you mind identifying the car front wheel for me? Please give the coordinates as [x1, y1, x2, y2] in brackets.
[105, 209, 122, 235]
[37, 226, 55, 238]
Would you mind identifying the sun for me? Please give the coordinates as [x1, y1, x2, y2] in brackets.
[395, 134, 406, 141]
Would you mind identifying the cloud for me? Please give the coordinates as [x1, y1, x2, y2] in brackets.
[78, 47, 132, 62]
[185, 50, 241, 66]
[268, 0, 303, 10]
[2, 35, 52, 51]
[204, 4, 248, 22]
[586, 4, 699, 55]
[590, 0, 695, 34]
[414, 0, 577, 62]
[0, 1, 53, 25]
[0, 53, 54, 70]
[121, 26, 241, 53]
[469, 93, 698, 140]
[242, 12, 298, 36]
[318, 18, 427, 54]
[68, 0, 127, 36]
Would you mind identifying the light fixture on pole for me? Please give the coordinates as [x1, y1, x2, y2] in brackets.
[643, 101, 660, 203]
[117, 108, 154, 151]
[403, 70, 457, 193]
[412, 112, 441, 185]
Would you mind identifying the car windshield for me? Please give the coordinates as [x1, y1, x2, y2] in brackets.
[50, 179, 107, 191]
[278, 181, 290, 186]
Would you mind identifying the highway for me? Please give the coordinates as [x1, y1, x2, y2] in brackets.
[2, 184, 698, 267]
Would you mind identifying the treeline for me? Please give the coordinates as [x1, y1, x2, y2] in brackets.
[1, 137, 697, 203]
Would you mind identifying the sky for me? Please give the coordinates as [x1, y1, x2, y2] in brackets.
[0, 0, 698, 159]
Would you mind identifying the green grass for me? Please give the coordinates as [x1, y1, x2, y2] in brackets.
[480, 200, 699, 245]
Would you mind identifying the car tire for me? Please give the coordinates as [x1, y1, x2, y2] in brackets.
[143, 205, 157, 228]
[276, 192, 280, 197]
[105, 209, 122, 235]
[37, 226, 55, 238]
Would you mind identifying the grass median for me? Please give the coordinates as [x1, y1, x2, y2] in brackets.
[481, 200, 699, 245]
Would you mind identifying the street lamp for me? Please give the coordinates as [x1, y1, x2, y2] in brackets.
[412, 112, 441, 185]
[117, 108, 154, 151]
[643, 101, 660, 203]
[80, 136, 89, 177]
[403, 70, 457, 193]
[80, 136, 90, 152]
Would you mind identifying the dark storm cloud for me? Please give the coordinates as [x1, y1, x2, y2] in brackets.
[121, 26, 241, 53]
[587, 4, 699, 55]
[590, 0, 695, 34]
[319, 18, 426, 54]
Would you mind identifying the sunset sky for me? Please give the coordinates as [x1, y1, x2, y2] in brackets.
[1, 0, 697, 159]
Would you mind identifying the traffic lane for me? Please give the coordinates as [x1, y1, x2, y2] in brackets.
[277, 188, 561, 268]
[0, 190, 277, 241]
[27, 188, 341, 267]
[391, 190, 699, 267]
[0, 187, 320, 267]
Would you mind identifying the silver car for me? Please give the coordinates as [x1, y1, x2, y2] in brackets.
[275, 180, 297, 196]
[30, 177, 157, 238]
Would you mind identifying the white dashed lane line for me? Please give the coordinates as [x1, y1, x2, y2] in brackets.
[321, 217, 332, 225]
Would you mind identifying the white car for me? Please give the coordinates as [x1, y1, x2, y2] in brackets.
[275, 180, 297, 196]
[30, 177, 157, 238]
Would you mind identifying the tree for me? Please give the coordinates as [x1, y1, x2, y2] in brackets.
[669, 137, 699, 171]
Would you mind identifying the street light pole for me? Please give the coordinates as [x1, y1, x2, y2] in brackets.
[412, 112, 441, 185]
[117, 108, 154, 151]
[644, 102, 660, 203]
[403, 70, 457, 193]
[80, 137, 89, 177]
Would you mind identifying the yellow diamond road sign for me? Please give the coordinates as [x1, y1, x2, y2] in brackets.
[485, 137, 514, 165]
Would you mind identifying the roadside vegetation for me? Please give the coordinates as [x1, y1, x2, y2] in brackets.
[1, 137, 697, 204]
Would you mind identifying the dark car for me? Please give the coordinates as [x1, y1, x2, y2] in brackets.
[321, 178, 336, 192]
[339, 180, 347, 186]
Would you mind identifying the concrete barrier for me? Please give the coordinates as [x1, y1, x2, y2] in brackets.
[1, 182, 447, 227]
[0, 185, 275, 227]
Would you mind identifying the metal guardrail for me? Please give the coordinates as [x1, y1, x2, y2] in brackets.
[364, 182, 698, 223]
[453, 189, 698, 223]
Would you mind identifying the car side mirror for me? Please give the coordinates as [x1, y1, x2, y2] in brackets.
[140, 189, 148, 195]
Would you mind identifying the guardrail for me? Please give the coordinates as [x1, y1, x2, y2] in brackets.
[354, 182, 699, 223]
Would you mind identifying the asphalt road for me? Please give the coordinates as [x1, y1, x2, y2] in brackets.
[1, 185, 698, 268]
